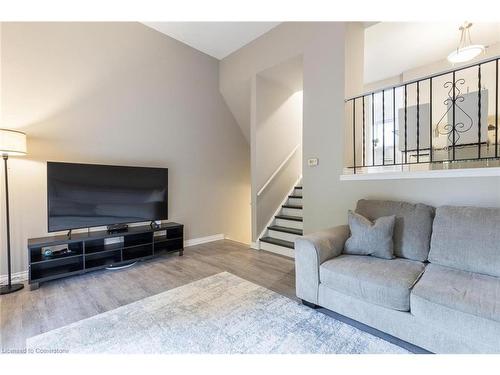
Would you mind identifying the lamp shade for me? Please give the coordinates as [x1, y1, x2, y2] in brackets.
[447, 45, 485, 64]
[0, 128, 27, 156]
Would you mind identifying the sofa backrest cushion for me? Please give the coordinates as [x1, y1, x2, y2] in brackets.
[355, 199, 434, 262]
[429, 205, 500, 277]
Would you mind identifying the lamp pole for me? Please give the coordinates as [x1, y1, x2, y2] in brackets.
[1, 154, 24, 294]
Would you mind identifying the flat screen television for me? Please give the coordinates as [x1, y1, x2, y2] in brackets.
[47, 162, 168, 232]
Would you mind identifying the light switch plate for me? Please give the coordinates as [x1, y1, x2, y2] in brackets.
[308, 158, 319, 167]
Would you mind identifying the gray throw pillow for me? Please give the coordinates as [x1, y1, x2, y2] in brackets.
[344, 210, 396, 259]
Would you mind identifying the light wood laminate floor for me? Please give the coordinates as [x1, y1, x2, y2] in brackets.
[0, 240, 295, 350]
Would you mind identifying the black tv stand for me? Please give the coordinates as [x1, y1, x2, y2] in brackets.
[28, 222, 183, 290]
[106, 260, 137, 270]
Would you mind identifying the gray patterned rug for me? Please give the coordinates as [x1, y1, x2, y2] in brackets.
[27, 272, 409, 354]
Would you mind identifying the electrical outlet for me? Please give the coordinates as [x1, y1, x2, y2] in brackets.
[308, 158, 319, 167]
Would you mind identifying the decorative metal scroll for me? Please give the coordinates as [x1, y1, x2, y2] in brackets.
[435, 78, 474, 146]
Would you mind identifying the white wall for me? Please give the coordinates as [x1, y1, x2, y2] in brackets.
[344, 23, 365, 167]
[220, 23, 312, 146]
[221, 22, 500, 236]
[0, 22, 251, 275]
[365, 42, 500, 92]
[345, 23, 365, 98]
[364, 22, 500, 85]
[255, 78, 302, 190]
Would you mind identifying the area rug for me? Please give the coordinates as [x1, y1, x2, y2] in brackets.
[27, 272, 409, 354]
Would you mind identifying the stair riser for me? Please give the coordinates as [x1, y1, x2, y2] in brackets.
[267, 230, 301, 242]
[287, 197, 302, 205]
[281, 207, 303, 216]
[260, 241, 294, 258]
[275, 218, 303, 229]
[293, 188, 302, 196]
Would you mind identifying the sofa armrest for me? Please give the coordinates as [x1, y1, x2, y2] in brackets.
[294, 225, 350, 304]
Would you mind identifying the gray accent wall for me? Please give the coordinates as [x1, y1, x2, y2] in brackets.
[0, 22, 251, 275]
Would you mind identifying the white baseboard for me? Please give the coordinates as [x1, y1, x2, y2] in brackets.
[224, 237, 251, 247]
[0, 270, 28, 283]
[0, 234, 226, 283]
[184, 233, 225, 247]
[250, 241, 260, 250]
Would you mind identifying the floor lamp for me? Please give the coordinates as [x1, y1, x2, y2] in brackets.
[0, 128, 27, 295]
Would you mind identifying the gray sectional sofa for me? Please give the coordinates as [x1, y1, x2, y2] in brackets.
[295, 199, 500, 353]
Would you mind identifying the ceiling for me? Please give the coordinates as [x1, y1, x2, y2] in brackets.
[143, 22, 281, 60]
[364, 22, 500, 84]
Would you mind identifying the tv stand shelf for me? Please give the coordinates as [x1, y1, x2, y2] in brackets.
[28, 222, 183, 289]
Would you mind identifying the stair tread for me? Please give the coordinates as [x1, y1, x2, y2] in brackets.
[282, 204, 303, 209]
[268, 225, 303, 235]
[275, 214, 303, 222]
[288, 195, 303, 199]
[260, 237, 294, 249]
[295, 186, 303, 189]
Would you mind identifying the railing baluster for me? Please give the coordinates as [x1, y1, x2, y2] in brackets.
[393, 87, 396, 164]
[452, 71, 456, 161]
[372, 92, 375, 166]
[362, 96, 366, 166]
[353, 99, 356, 173]
[416, 81, 420, 163]
[382, 90, 385, 165]
[430, 78, 433, 163]
[478, 64, 482, 159]
[496, 59, 499, 158]
[404, 84, 408, 164]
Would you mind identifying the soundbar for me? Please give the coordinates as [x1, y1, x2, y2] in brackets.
[107, 223, 129, 233]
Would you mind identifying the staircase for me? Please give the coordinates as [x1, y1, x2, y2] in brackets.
[259, 185, 303, 258]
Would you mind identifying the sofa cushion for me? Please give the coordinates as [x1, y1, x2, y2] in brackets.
[344, 211, 395, 259]
[411, 263, 500, 323]
[355, 199, 434, 262]
[320, 254, 425, 311]
[428, 206, 500, 277]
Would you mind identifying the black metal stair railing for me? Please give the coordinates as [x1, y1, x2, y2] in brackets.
[345, 56, 500, 174]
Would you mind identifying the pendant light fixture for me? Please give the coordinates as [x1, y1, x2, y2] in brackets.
[447, 22, 485, 64]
